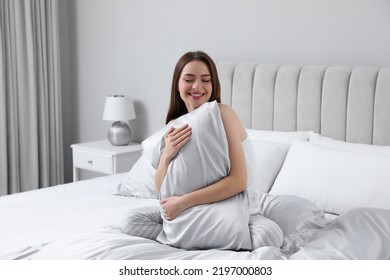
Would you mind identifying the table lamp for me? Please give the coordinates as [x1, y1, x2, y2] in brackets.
[103, 95, 136, 146]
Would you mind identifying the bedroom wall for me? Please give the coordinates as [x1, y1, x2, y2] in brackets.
[59, 0, 390, 182]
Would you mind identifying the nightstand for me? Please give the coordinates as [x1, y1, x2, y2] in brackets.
[71, 140, 142, 182]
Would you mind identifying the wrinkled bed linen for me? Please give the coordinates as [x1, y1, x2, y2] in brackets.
[30, 226, 283, 260]
[2, 176, 390, 260]
[288, 207, 390, 259]
[28, 204, 390, 260]
[0, 174, 158, 259]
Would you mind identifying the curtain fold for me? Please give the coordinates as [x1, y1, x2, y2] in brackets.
[0, 0, 63, 195]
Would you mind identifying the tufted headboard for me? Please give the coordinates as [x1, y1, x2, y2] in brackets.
[217, 63, 390, 146]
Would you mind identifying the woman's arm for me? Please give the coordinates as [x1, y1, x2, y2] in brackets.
[161, 104, 248, 220]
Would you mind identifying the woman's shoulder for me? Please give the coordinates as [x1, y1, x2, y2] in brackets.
[218, 103, 246, 140]
[218, 103, 241, 123]
[218, 103, 235, 116]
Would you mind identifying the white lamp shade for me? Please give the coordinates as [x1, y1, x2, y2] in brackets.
[103, 95, 136, 121]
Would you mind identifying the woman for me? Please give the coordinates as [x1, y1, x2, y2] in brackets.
[121, 51, 283, 250]
[156, 51, 248, 221]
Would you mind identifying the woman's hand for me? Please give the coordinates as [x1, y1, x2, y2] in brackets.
[154, 124, 192, 192]
[161, 124, 192, 163]
[160, 196, 188, 220]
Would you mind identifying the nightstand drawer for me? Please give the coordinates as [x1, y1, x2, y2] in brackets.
[71, 140, 142, 181]
[73, 150, 112, 174]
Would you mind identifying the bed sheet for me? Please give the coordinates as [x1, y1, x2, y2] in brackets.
[29, 207, 390, 260]
[0, 173, 158, 259]
[2, 174, 390, 260]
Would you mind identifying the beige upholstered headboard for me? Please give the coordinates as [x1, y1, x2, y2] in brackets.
[217, 63, 390, 146]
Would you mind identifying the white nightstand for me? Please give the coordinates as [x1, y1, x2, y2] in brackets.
[71, 140, 142, 182]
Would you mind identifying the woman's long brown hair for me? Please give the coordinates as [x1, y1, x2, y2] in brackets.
[165, 51, 221, 124]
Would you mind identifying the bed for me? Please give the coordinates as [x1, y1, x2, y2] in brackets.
[1, 63, 390, 260]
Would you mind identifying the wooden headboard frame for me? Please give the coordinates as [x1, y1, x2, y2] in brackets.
[217, 63, 390, 145]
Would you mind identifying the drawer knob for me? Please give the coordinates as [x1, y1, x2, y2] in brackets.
[87, 160, 93, 165]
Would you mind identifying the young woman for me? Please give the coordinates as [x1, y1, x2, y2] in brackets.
[155, 51, 249, 221]
[121, 51, 283, 250]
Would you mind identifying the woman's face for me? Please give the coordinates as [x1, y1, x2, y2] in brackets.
[178, 60, 212, 112]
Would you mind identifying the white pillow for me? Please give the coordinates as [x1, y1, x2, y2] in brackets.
[143, 101, 252, 250]
[309, 132, 390, 156]
[249, 140, 289, 194]
[142, 101, 230, 197]
[246, 129, 310, 144]
[245, 129, 310, 213]
[270, 141, 390, 215]
[116, 153, 158, 199]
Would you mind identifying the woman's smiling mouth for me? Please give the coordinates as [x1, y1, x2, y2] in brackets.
[189, 92, 205, 98]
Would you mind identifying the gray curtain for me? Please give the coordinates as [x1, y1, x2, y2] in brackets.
[0, 0, 63, 195]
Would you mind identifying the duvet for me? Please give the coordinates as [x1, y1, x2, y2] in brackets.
[27, 196, 390, 260]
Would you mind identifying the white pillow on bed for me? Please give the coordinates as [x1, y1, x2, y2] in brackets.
[116, 153, 158, 199]
[249, 140, 289, 194]
[309, 132, 390, 156]
[270, 141, 390, 215]
[245, 129, 310, 212]
[246, 129, 310, 144]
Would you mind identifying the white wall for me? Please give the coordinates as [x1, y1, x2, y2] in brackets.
[59, 0, 390, 182]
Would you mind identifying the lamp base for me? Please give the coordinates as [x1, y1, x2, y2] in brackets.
[108, 121, 131, 146]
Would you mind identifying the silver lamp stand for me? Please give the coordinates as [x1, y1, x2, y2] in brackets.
[108, 121, 131, 146]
